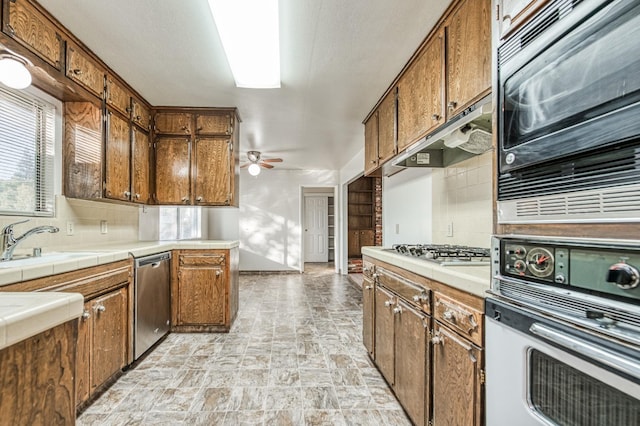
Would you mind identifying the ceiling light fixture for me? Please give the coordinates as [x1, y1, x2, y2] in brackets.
[0, 52, 32, 90]
[247, 163, 261, 176]
[207, 0, 281, 89]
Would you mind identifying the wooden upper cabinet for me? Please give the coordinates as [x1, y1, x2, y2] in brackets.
[131, 127, 151, 204]
[66, 44, 105, 98]
[104, 111, 131, 201]
[364, 113, 379, 176]
[196, 113, 233, 135]
[193, 137, 231, 205]
[106, 75, 131, 118]
[154, 112, 192, 135]
[397, 30, 445, 151]
[377, 89, 396, 163]
[445, 0, 491, 117]
[131, 98, 151, 131]
[498, 0, 550, 40]
[154, 137, 191, 204]
[3, 0, 63, 69]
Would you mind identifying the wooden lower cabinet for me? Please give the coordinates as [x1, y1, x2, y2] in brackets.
[394, 300, 430, 426]
[0, 320, 77, 426]
[172, 248, 239, 332]
[432, 321, 484, 426]
[362, 274, 375, 358]
[374, 286, 395, 385]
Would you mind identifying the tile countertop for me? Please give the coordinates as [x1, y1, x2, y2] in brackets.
[0, 291, 84, 350]
[361, 246, 491, 298]
[0, 240, 239, 287]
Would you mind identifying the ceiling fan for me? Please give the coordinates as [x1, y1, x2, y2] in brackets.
[240, 150, 283, 176]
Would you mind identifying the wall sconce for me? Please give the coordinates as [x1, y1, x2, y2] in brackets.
[0, 51, 32, 89]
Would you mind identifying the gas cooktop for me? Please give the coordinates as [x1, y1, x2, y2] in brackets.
[385, 244, 491, 266]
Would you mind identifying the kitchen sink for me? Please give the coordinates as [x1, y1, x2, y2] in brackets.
[0, 252, 103, 268]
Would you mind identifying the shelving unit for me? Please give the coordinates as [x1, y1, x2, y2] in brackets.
[328, 196, 335, 262]
[348, 177, 376, 259]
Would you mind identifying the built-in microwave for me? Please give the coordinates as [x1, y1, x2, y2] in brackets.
[497, 0, 640, 224]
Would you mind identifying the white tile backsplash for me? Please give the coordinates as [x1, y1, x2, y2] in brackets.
[0, 196, 139, 255]
[432, 151, 493, 248]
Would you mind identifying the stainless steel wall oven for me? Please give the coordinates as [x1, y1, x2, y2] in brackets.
[486, 235, 640, 425]
[497, 0, 640, 224]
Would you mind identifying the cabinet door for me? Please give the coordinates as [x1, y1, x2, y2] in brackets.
[106, 76, 131, 118]
[446, 0, 491, 117]
[432, 322, 483, 426]
[498, 0, 550, 40]
[76, 304, 91, 406]
[105, 111, 131, 201]
[193, 137, 231, 205]
[154, 137, 191, 204]
[66, 44, 105, 98]
[154, 112, 192, 135]
[374, 286, 395, 385]
[196, 113, 232, 135]
[91, 287, 128, 390]
[348, 230, 361, 258]
[364, 113, 379, 175]
[131, 98, 151, 131]
[177, 264, 226, 325]
[397, 30, 445, 151]
[362, 275, 375, 358]
[131, 127, 150, 204]
[3, 0, 63, 69]
[360, 230, 375, 248]
[394, 301, 430, 426]
[377, 90, 396, 163]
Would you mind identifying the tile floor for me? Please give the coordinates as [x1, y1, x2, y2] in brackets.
[77, 264, 411, 425]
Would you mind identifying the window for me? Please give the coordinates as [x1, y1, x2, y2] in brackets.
[159, 207, 202, 240]
[0, 86, 56, 216]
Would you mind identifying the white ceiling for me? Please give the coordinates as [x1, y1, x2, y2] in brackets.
[38, 0, 450, 171]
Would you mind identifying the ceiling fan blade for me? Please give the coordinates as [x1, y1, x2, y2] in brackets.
[259, 162, 274, 169]
[261, 158, 283, 163]
[240, 162, 250, 168]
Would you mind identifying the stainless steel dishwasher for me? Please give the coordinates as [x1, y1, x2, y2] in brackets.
[134, 251, 171, 359]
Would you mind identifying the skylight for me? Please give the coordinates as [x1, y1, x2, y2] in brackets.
[208, 0, 281, 89]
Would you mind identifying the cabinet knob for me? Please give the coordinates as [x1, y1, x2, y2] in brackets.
[431, 334, 444, 345]
[393, 306, 402, 315]
[181, 125, 189, 131]
[124, 191, 131, 197]
[81, 310, 91, 320]
[431, 114, 441, 121]
[181, 196, 190, 203]
[215, 270, 221, 277]
[72, 68, 83, 75]
[364, 285, 373, 290]
[94, 304, 106, 313]
[135, 115, 142, 121]
[443, 310, 454, 321]
[447, 101, 457, 110]
[384, 300, 394, 307]
[196, 196, 203, 202]
[370, 160, 377, 164]
[134, 193, 141, 199]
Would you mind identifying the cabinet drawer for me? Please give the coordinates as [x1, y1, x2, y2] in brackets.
[377, 266, 430, 314]
[179, 254, 226, 267]
[106, 75, 131, 117]
[3, 0, 63, 69]
[434, 292, 482, 346]
[66, 44, 105, 98]
[154, 112, 192, 135]
[362, 259, 375, 280]
[131, 98, 151, 131]
[196, 113, 232, 135]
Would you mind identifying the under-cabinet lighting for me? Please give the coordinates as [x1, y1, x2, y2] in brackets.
[248, 163, 261, 176]
[208, 0, 281, 89]
[0, 53, 32, 89]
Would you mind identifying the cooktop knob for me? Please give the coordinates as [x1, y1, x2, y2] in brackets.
[606, 262, 640, 289]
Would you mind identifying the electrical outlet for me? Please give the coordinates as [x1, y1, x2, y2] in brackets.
[100, 220, 108, 234]
[66, 221, 74, 236]
[446, 222, 454, 237]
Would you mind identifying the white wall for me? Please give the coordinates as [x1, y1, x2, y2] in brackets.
[206, 207, 239, 240]
[240, 169, 338, 271]
[382, 168, 432, 246]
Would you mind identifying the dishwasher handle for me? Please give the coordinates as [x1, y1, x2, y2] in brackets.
[135, 251, 171, 268]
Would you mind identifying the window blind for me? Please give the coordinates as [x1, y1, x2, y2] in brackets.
[0, 86, 55, 216]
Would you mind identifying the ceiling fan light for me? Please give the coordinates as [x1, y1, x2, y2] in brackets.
[248, 163, 261, 176]
[0, 55, 32, 89]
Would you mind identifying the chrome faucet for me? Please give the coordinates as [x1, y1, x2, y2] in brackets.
[0, 220, 59, 261]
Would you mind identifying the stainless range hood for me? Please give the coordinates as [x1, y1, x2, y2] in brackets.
[383, 95, 493, 176]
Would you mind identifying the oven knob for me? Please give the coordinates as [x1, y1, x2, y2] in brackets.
[505, 152, 516, 164]
[514, 259, 527, 273]
[606, 262, 640, 289]
[554, 274, 566, 284]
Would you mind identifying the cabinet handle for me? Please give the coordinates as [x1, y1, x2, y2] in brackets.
[447, 101, 457, 110]
[197, 126, 203, 131]
[372, 273, 379, 279]
[431, 114, 441, 121]
[215, 270, 221, 277]
[72, 69, 83, 75]
[413, 293, 428, 303]
[196, 196, 203, 202]
[134, 193, 140, 199]
[393, 306, 402, 315]
[126, 107, 132, 113]
[384, 300, 394, 307]
[124, 191, 131, 197]
[431, 334, 444, 345]
[135, 115, 142, 121]
[181, 125, 189, 131]
[94, 304, 106, 313]
[370, 160, 376, 164]
[181, 196, 190, 203]
[364, 285, 373, 290]
[81, 310, 91, 320]
[443, 310, 454, 321]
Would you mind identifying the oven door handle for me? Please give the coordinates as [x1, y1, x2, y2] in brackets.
[530, 323, 640, 381]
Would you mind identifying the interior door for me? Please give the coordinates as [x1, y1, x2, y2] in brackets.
[304, 196, 328, 262]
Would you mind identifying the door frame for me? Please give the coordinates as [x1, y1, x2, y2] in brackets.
[300, 185, 339, 273]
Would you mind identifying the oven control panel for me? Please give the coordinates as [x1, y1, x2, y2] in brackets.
[499, 237, 640, 302]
